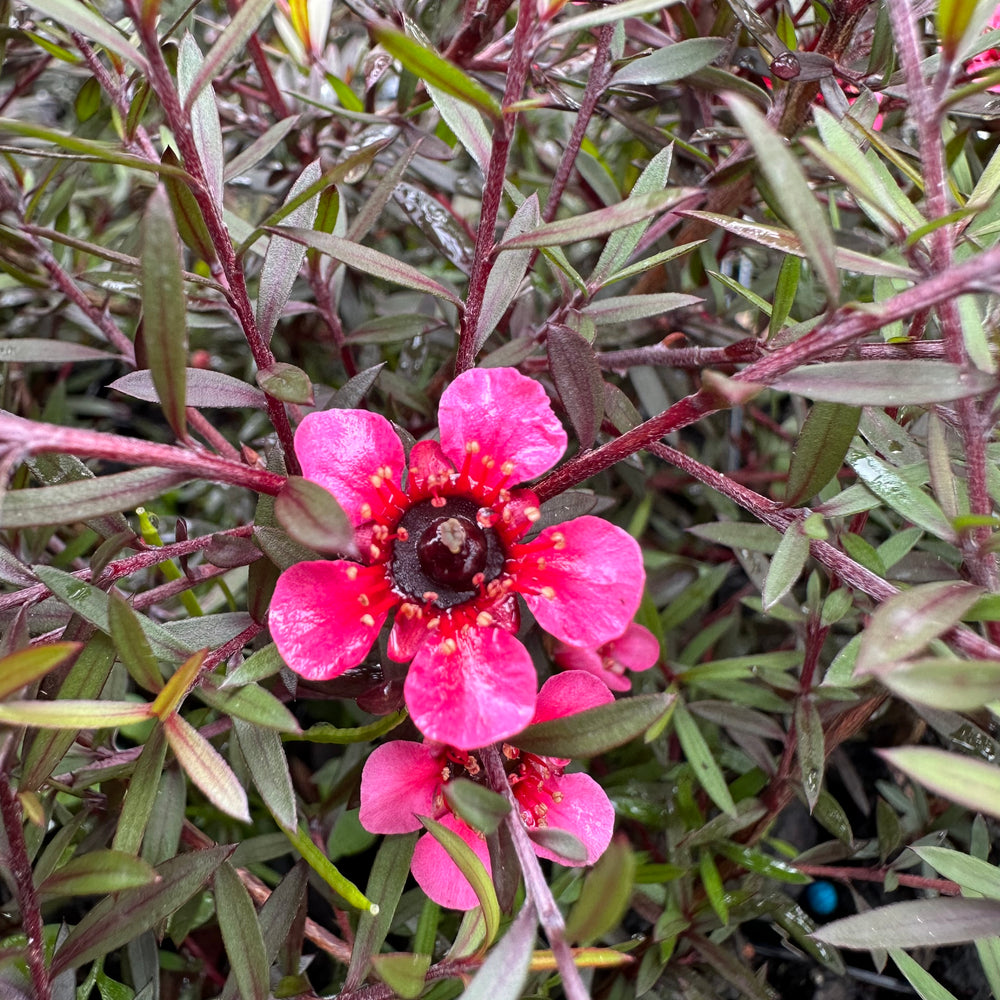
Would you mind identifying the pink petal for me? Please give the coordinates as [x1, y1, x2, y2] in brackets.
[359, 741, 442, 834]
[515, 516, 645, 647]
[387, 611, 432, 663]
[270, 561, 395, 680]
[552, 642, 624, 688]
[533, 671, 613, 724]
[405, 627, 537, 749]
[610, 623, 660, 672]
[438, 368, 566, 488]
[407, 439, 455, 496]
[411, 814, 492, 910]
[530, 772, 614, 866]
[296, 409, 405, 526]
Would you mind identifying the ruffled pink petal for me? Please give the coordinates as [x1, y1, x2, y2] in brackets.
[359, 741, 443, 834]
[514, 516, 645, 647]
[483, 593, 520, 634]
[533, 671, 614, 724]
[610, 623, 660, 672]
[387, 611, 432, 663]
[270, 561, 395, 680]
[552, 641, 630, 691]
[529, 772, 615, 866]
[438, 368, 566, 489]
[407, 439, 455, 496]
[411, 814, 492, 910]
[296, 409, 405, 526]
[404, 627, 536, 749]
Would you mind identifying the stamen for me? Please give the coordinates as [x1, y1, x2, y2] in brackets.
[360, 614, 375, 627]
[439, 637, 457, 655]
[346, 566, 359, 581]
[476, 611, 493, 627]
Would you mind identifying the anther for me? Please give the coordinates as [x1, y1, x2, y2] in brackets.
[476, 611, 494, 627]
[346, 566, 359, 580]
[360, 614, 375, 627]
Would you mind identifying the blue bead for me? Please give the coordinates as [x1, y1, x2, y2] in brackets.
[805, 880, 838, 916]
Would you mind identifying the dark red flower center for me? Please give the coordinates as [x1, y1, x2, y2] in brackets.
[390, 497, 505, 609]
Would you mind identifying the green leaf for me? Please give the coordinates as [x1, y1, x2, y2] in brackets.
[233, 719, 296, 830]
[565, 838, 636, 945]
[371, 953, 431, 999]
[108, 593, 163, 694]
[274, 476, 356, 556]
[282, 823, 374, 912]
[762, 525, 809, 610]
[443, 779, 510, 836]
[879, 747, 1000, 821]
[611, 37, 727, 85]
[0, 642, 81, 700]
[112, 726, 168, 856]
[770, 361, 995, 406]
[37, 850, 156, 901]
[271, 227, 462, 306]
[890, 949, 961, 1000]
[870, 657, 1000, 710]
[344, 833, 419, 990]
[0, 467, 189, 528]
[255, 361, 314, 405]
[725, 94, 839, 303]
[257, 159, 322, 344]
[542, 0, 675, 37]
[769, 254, 801, 339]
[25, 0, 149, 72]
[201, 681, 300, 732]
[813, 897, 1000, 949]
[547, 325, 604, 449]
[52, 846, 232, 975]
[938, 0, 979, 57]
[687, 521, 785, 554]
[178, 33, 224, 202]
[581, 292, 702, 324]
[854, 581, 983, 676]
[795, 697, 825, 813]
[160, 147, 216, 263]
[164, 713, 250, 823]
[515, 691, 675, 758]
[496, 190, 682, 250]
[0, 339, 114, 363]
[0, 699, 151, 728]
[913, 846, 1000, 898]
[140, 185, 188, 439]
[673, 701, 737, 817]
[372, 25, 500, 121]
[784, 403, 861, 506]
[589, 143, 673, 289]
[214, 862, 270, 1000]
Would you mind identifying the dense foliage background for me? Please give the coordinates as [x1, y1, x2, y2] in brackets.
[3, 0, 1000, 997]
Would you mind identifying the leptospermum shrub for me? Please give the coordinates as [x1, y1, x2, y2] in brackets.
[5, 0, 1000, 998]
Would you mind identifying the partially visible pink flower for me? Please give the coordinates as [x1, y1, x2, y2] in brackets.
[269, 367, 645, 750]
[359, 671, 616, 910]
[552, 622, 659, 692]
[966, 7, 1000, 91]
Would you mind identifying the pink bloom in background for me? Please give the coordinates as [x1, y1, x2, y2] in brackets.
[966, 7, 1000, 91]
[270, 367, 645, 750]
[359, 671, 617, 910]
[552, 621, 659, 692]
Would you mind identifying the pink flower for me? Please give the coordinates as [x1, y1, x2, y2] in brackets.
[269, 367, 645, 750]
[551, 621, 659, 692]
[966, 7, 1000, 91]
[358, 671, 617, 910]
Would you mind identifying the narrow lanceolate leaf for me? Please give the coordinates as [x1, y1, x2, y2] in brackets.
[371, 24, 500, 121]
[672, 702, 737, 818]
[140, 185, 188, 439]
[460, 900, 537, 1000]
[543, 0, 675, 38]
[0, 467, 189, 529]
[580, 292, 702, 325]
[275, 476, 357, 556]
[589, 144, 673, 289]
[112, 726, 168, 856]
[474, 194, 539, 353]
[25, 0, 149, 72]
[611, 37, 727, 85]
[784, 403, 860, 506]
[515, 692, 675, 758]
[233, 720, 296, 830]
[0, 699, 151, 729]
[853, 581, 982, 676]
[257, 159, 323, 344]
[214, 862, 270, 1000]
[37, 851, 157, 901]
[271, 228, 462, 307]
[769, 361, 996, 406]
[150, 649, 207, 719]
[345, 833, 420, 991]
[913, 846, 1000, 898]
[163, 713, 250, 822]
[813, 898, 1000, 949]
[547, 325, 604, 450]
[51, 846, 232, 975]
[0, 643, 81, 700]
[443, 779, 510, 836]
[185, 0, 275, 110]
[496, 190, 681, 250]
[109, 369, 267, 409]
[108, 593, 163, 694]
[565, 839, 636, 945]
[880, 747, 1000, 821]
[938, 0, 979, 58]
[795, 697, 825, 813]
[725, 94, 839, 303]
[255, 362, 314, 404]
[178, 34, 224, 203]
[870, 657, 1000, 710]
[282, 823, 375, 912]
[762, 524, 809, 610]
[160, 147, 216, 262]
[0, 339, 114, 363]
